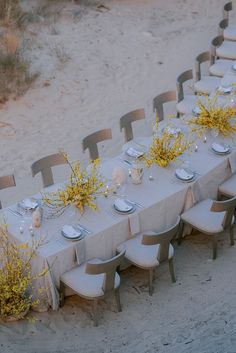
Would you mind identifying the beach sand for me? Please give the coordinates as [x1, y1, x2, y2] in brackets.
[1, 0, 236, 352]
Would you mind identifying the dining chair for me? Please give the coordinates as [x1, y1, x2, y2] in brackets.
[31, 153, 68, 188]
[180, 196, 236, 260]
[222, 2, 236, 41]
[218, 173, 236, 198]
[176, 69, 198, 116]
[194, 51, 221, 95]
[219, 17, 236, 42]
[120, 108, 145, 142]
[153, 90, 177, 121]
[60, 250, 125, 326]
[210, 35, 234, 77]
[82, 128, 112, 161]
[214, 31, 236, 60]
[116, 217, 180, 296]
[0, 174, 16, 209]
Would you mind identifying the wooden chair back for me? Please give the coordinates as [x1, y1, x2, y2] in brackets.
[0, 174, 16, 209]
[120, 108, 145, 142]
[142, 216, 180, 263]
[82, 128, 112, 161]
[223, 2, 232, 20]
[195, 51, 211, 81]
[31, 153, 67, 188]
[86, 250, 125, 293]
[219, 18, 229, 36]
[176, 69, 193, 102]
[153, 90, 177, 121]
[211, 196, 236, 229]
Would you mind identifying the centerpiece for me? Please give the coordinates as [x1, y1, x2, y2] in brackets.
[145, 122, 191, 168]
[0, 222, 47, 321]
[188, 96, 236, 138]
[43, 152, 107, 216]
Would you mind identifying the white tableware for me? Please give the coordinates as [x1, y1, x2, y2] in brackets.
[175, 168, 195, 182]
[125, 147, 144, 158]
[18, 198, 38, 211]
[232, 62, 236, 71]
[61, 225, 83, 240]
[211, 143, 231, 154]
[113, 199, 135, 214]
[165, 126, 182, 136]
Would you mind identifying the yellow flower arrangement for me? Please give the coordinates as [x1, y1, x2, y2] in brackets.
[43, 152, 106, 215]
[145, 126, 191, 168]
[0, 222, 47, 320]
[188, 96, 236, 137]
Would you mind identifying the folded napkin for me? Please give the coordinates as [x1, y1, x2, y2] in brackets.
[126, 147, 143, 158]
[114, 199, 133, 212]
[62, 225, 81, 238]
[20, 198, 38, 210]
[175, 168, 194, 180]
[212, 143, 229, 153]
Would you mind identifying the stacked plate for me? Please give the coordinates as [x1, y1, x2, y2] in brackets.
[125, 146, 144, 159]
[18, 198, 39, 211]
[175, 168, 196, 183]
[61, 225, 85, 241]
[211, 143, 231, 155]
[165, 126, 182, 136]
[113, 198, 136, 214]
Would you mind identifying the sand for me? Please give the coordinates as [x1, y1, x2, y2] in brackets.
[1, 0, 236, 352]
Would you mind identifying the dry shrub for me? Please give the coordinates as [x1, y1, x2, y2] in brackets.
[0, 32, 38, 104]
[0, 0, 22, 25]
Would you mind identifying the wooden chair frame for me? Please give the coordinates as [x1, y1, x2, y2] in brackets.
[82, 128, 112, 161]
[120, 108, 145, 142]
[0, 174, 16, 209]
[153, 91, 177, 121]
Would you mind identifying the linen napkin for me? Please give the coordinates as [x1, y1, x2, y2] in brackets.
[62, 225, 81, 238]
[20, 198, 38, 210]
[229, 151, 236, 173]
[126, 147, 143, 158]
[114, 199, 133, 212]
[175, 168, 194, 180]
[75, 239, 86, 264]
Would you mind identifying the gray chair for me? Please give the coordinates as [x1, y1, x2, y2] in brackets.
[176, 69, 198, 116]
[31, 153, 67, 188]
[60, 250, 125, 326]
[153, 91, 177, 121]
[219, 174, 236, 198]
[82, 128, 112, 161]
[116, 217, 180, 296]
[210, 35, 234, 77]
[120, 108, 145, 142]
[181, 196, 236, 260]
[194, 51, 221, 95]
[0, 174, 16, 209]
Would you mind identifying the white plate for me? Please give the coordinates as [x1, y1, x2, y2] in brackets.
[61, 225, 82, 240]
[113, 199, 134, 213]
[232, 63, 236, 71]
[18, 198, 39, 210]
[175, 168, 195, 182]
[125, 147, 144, 158]
[211, 143, 230, 154]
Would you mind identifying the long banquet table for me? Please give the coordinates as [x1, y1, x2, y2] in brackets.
[3, 69, 236, 311]
[3, 116, 236, 311]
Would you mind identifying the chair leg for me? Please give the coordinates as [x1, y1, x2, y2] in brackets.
[148, 269, 153, 296]
[168, 258, 176, 283]
[178, 220, 184, 245]
[59, 281, 65, 307]
[212, 236, 217, 260]
[114, 288, 122, 312]
[93, 299, 98, 327]
[230, 225, 234, 246]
